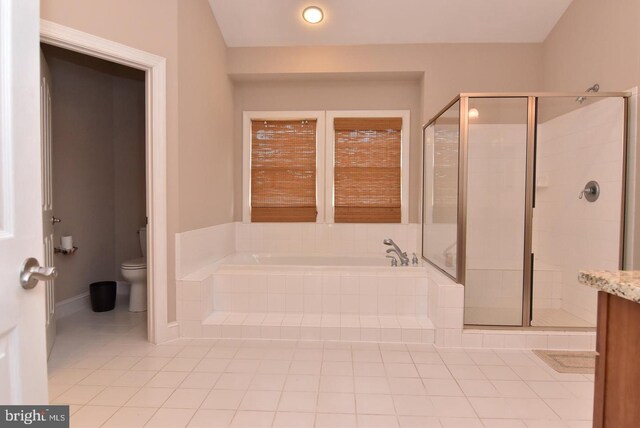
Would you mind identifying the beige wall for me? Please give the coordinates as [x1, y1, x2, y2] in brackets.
[42, 0, 235, 320]
[44, 46, 146, 302]
[228, 44, 544, 122]
[177, 0, 235, 230]
[542, 0, 640, 269]
[233, 78, 422, 221]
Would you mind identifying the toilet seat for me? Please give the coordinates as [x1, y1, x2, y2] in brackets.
[121, 257, 147, 270]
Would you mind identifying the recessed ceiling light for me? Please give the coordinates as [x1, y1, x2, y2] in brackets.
[302, 6, 324, 24]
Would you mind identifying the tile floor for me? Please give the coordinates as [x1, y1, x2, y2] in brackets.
[48, 298, 594, 427]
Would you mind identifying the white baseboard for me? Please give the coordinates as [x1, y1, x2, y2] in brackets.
[55, 292, 91, 318]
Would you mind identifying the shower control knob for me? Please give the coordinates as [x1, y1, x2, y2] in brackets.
[51, 216, 61, 225]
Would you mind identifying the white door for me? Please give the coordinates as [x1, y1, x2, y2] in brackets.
[40, 51, 56, 357]
[0, 0, 51, 404]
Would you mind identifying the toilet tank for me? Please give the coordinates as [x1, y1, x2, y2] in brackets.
[139, 226, 147, 258]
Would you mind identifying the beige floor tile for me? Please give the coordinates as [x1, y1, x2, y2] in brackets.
[69, 405, 119, 428]
[481, 419, 527, 427]
[200, 389, 245, 410]
[356, 393, 396, 415]
[249, 373, 287, 391]
[430, 396, 477, 418]
[52, 385, 105, 405]
[187, 409, 235, 428]
[145, 408, 196, 428]
[284, 374, 320, 392]
[111, 370, 156, 387]
[388, 378, 427, 396]
[358, 414, 400, 427]
[161, 358, 201, 372]
[226, 359, 262, 373]
[393, 395, 435, 416]
[77, 369, 127, 386]
[322, 361, 353, 376]
[317, 392, 356, 413]
[239, 390, 282, 411]
[147, 371, 189, 388]
[48, 383, 72, 401]
[289, 360, 322, 375]
[230, 410, 275, 427]
[440, 417, 484, 427]
[398, 415, 442, 427]
[88, 386, 139, 406]
[162, 388, 209, 409]
[48, 368, 94, 385]
[214, 373, 253, 390]
[321, 375, 355, 393]
[192, 358, 230, 373]
[102, 406, 157, 427]
[272, 412, 315, 428]
[277, 391, 317, 412]
[315, 412, 357, 428]
[102, 356, 141, 371]
[125, 387, 174, 407]
[353, 362, 386, 377]
[179, 372, 220, 389]
[130, 357, 171, 371]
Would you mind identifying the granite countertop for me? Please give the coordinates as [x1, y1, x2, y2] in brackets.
[578, 270, 640, 304]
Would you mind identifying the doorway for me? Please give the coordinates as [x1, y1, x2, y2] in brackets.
[41, 44, 148, 355]
[40, 20, 173, 345]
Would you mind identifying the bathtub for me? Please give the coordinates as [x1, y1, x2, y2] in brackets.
[223, 252, 424, 269]
[208, 252, 428, 317]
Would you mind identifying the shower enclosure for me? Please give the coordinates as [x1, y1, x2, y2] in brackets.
[422, 92, 629, 328]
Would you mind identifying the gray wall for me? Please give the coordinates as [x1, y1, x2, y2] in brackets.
[44, 45, 146, 303]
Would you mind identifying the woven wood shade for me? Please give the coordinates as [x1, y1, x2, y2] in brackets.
[433, 127, 458, 223]
[334, 117, 402, 223]
[251, 119, 317, 222]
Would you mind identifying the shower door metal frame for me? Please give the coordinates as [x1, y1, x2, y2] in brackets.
[422, 91, 631, 329]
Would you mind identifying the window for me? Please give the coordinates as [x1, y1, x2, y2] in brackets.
[243, 111, 325, 223]
[243, 110, 409, 224]
[333, 117, 402, 223]
[250, 119, 317, 222]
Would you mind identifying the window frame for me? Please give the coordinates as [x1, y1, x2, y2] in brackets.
[242, 111, 326, 223]
[242, 110, 410, 224]
[325, 110, 410, 224]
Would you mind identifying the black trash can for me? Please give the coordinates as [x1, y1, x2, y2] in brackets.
[90, 281, 117, 312]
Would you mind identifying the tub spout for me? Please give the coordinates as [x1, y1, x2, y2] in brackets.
[384, 239, 409, 266]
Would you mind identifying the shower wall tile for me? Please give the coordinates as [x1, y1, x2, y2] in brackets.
[534, 97, 624, 324]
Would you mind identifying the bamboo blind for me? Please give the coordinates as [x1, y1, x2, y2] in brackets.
[334, 117, 402, 223]
[251, 119, 317, 222]
[432, 126, 458, 223]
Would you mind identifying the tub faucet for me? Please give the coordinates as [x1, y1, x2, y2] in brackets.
[383, 238, 409, 266]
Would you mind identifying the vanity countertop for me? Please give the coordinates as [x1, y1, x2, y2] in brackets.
[578, 270, 640, 304]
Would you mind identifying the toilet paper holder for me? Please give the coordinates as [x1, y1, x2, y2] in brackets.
[54, 246, 78, 255]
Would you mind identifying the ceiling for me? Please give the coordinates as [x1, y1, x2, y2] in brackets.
[208, 0, 573, 47]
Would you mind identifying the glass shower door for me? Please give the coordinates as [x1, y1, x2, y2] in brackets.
[422, 101, 460, 279]
[463, 98, 529, 326]
[531, 96, 626, 328]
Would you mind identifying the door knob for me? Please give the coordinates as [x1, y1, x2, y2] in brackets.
[20, 257, 58, 289]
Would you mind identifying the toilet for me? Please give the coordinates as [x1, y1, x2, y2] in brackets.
[121, 226, 147, 312]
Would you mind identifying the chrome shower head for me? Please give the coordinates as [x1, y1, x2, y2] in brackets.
[383, 238, 393, 245]
[576, 83, 600, 104]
